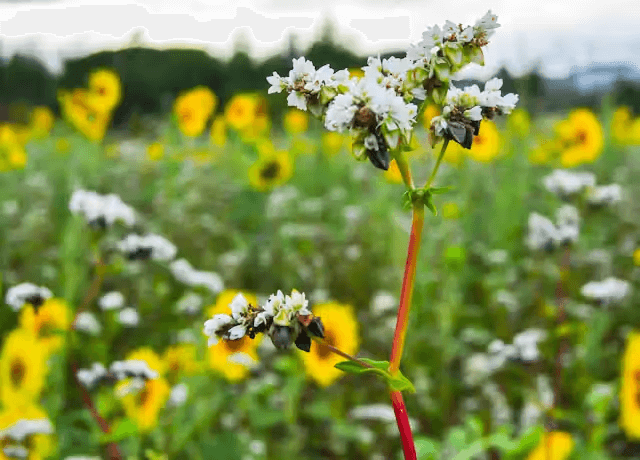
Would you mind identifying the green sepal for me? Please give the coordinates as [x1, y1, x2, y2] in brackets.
[334, 358, 416, 393]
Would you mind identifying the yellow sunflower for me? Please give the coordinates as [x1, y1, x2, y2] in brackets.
[19, 299, 71, 355]
[205, 290, 261, 382]
[224, 93, 268, 134]
[0, 403, 55, 460]
[442, 141, 464, 166]
[57, 89, 111, 142]
[321, 131, 345, 157]
[300, 302, 360, 387]
[554, 108, 604, 167]
[467, 120, 500, 163]
[633, 249, 640, 266]
[116, 348, 170, 432]
[210, 115, 227, 147]
[384, 159, 403, 184]
[621, 332, 640, 438]
[283, 109, 309, 135]
[87, 68, 122, 114]
[421, 104, 440, 132]
[507, 108, 531, 138]
[0, 124, 27, 171]
[248, 150, 294, 192]
[0, 329, 47, 407]
[163, 344, 201, 379]
[525, 431, 574, 460]
[29, 106, 55, 138]
[146, 142, 164, 161]
[173, 86, 217, 137]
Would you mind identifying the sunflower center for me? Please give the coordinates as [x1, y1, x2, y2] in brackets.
[316, 332, 336, 359]
[260, 161, 280, 180]
[225, 337, 247, 352]
[138, 387, 150, 407]
[10, 359, 26, 386]
[474, 135, 485, 145]
[97, 87, 106, 96]
[576, 129, 587, 144]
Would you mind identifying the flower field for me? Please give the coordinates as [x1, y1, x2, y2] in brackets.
[2, 18, 640, 460]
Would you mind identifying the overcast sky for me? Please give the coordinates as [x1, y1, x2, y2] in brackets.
[1, 0, 639, 79]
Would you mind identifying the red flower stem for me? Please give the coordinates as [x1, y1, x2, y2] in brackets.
[71, 361, 122, 459]
[391, 390, 417, 460]
[389, 204, 425, 375]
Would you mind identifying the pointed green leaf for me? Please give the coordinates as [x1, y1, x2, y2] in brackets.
[425, 197, 437, 216]
[428, 186, 453, 194]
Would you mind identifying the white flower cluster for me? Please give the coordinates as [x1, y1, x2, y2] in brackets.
[526, 205, 580, 251]
[98, 291, 125, 310]
[118, 307, 140, 327]
[69, 189, 136, 228]
[430, 78, 518, 148]
[170, 259, 224, 294]
[268, 11, 511, 169]
[169, 383, 189, 407]
[76, 363, 108, 389]
[0, 418, 53, 442]
[116, 233, 177, 261]
[543, 169, 596, 196]
[4, 445, 29, 459]
[580, 277, 630, 305]
[587, 184, 623, 206]
[204, 290, 321, 352]
[5, 283, 52, 311]
[175, 293, 203, 315]
[74, 312, 102, 335]
[109, 359, 159, 381]
[464, 330, 547, 385]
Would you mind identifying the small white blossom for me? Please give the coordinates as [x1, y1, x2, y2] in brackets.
[513, 329, 547, 362]
[170, 259, 224, 294]
[116, 233, 177, 261]
[0, 418, 54, 442]
[542, 169, 596, 196]
[74, 312, 102, 335]
[350, 404, 396, 423]
[117, 307, 139, 327]
[169, 383, 189, 406]
[4, 445, 29, 459]
[204, 314, 233, 346]
[227, 352, 258, 368]
[5, 283, 52, 311]
[587, 184, 622, 206]
[109, 360, 158, 380]
[526, 213, 560, 251]
[69, 189, 136, 227]
[581, 277, 630, 304]
[76, 363, 107, 389]
[176, 293, 203, 315]
[370, 291, 396, 316]
[98, 291, 125, 310]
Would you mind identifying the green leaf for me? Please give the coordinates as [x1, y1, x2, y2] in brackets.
[100, 418, 138, 443]
[428, 186, 453, 194]
[334, 359, 416, 393]
[425, 197, 437, 216]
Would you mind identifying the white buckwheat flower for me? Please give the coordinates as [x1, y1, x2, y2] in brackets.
[5, 283, 52, 311]
[117, 307, 139, 327]
[580, 277, 630, 304]
[98, 291, 125, 310]
[74, 312, 102, 335]
[109, 359, 158, 380]
[0, 418, 54, 442]
[170, 259, 224, 294]
[76, 363, 107, 389]
[116, 233, 177, 261]
[543, 169, 596, 196]
[69, 189, 136, 227]
[204, 314, 233, 346]
[587, 184, 622, 206]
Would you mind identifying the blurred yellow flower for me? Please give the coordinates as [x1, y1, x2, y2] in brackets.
[300, 302, 359, 387]
[621, 332, 640, 438]
[321, 131, 344, 157]
[555, 108, 604, 167]
[117, 348, 170, 432]
[224, 93, 268, 134]
[384, 159, 403, 184]
[633, 248, 640, 266]
[88, 68, 122, 114]
[19, 298, 72, 355]
[526, 432, 574, 460]
[55, 138, 70, 153]
[146, 142, 164, 161]
[611, 107, 640, 145]
[163, 344, 200, 378]
[283, 109, 309, 135]
[173, 86, 217, 137]
[442, 202, 460, 219]
[29, 106, 55, 138]
[210, 115, 227, 147]
[529, 143, 552, 165]
[0, 403, 55, 459]
[206, 290, 260, 382]
[507, 108, 531, 137]
[467, 121, 500, 163]
[0, 124, 27, 171]
[248, 150, 294, 192]
[58, 89, 111, 142]
[442, 141, 464, 166]
[421, 104, 440, 131]
[0, 328, 47, 407]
